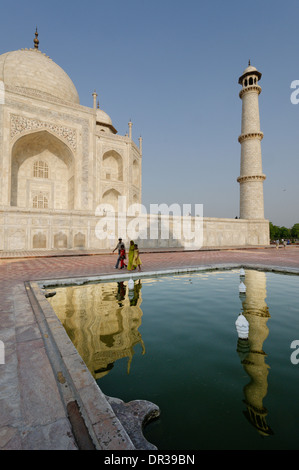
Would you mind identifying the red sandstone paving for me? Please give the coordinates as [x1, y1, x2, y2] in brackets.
[1, 247, 299, 285]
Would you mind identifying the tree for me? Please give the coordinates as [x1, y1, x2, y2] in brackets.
[291, 223, 299, 239]
[270, 222, 280, 240]
[270, 222, 292, 241]
[280, 226, 291, 239]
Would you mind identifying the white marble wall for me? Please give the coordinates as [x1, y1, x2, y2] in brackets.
[0, 209, 269, 251]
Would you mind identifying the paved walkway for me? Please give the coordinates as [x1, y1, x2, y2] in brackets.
[1, 246, 299, 450]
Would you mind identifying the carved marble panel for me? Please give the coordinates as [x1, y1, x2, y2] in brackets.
[10, 114, 77, 150]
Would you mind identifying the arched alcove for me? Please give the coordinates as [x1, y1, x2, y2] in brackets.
[74, 232, 86, 248]
[11, 130, 75, 210]
[33, 232, 47, 249]
[102, 150, 123, 182]
[54, 231, 68, 249]
[102, 188, 121, 212]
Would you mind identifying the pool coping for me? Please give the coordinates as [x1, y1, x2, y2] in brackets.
[28, 263, 299, 450]
[34, 262, 299, 289]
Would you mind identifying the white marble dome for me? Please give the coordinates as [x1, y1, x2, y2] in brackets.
[96, 108, 113, 127]
[0, 48, 80, 104]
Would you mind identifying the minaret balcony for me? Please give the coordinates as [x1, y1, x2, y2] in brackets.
[238, 132, 264, 143]
[237, 174, 266, 184]
[239, 85, 262, 98]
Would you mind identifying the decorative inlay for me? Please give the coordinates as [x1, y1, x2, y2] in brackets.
[10, 114, 77, 150]
[238, 132, 264, 143]
[237, 174, 266, 183]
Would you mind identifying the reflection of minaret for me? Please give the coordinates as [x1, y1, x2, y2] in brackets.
[238, 270, 273, 436]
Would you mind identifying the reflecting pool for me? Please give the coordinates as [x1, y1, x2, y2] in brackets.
[47, 269, 299, 450]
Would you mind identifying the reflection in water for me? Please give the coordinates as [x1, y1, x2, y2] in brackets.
[237, 270, 273, 436]
[48, 279, 145, 379]
[48, 269, 276, 439]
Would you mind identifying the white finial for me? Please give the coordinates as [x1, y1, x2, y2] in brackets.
[239, 281, 246, 293]
[235, 313, 249, 339]
[128, 120, 132, 139]
[139, 135, 143, 156]
[92, 90, 98, 110]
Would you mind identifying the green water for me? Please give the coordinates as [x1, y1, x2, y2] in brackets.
[48, 269, 299, 450]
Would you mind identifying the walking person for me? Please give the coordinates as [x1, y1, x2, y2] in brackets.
[120, 244, 127, 269]
[132, 243, 142, 271]
[112, 238, 125, 269]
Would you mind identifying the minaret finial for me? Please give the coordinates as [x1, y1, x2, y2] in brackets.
[34, 27, 39, 50]
[128, 119, 133, 140]
[92, 90, 98, 109]
[248, 59, 251, 66]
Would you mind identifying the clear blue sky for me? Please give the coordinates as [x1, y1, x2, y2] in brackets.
[1, 0, 298, 227]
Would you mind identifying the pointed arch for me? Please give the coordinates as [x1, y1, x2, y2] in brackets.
[102, 188, 121, 212]
[102, 150, 123, 182]
[11, 130, 75, 210]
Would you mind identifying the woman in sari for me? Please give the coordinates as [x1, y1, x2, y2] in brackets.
[132, 244, 142, 271]
[127, 240, 135, 270]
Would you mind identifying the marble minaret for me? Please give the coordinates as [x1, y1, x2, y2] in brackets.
[237, 62, 266, 219]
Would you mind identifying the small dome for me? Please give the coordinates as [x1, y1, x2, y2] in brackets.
[242, 65, 258, 75]
[96, 108, 113, 126]
[0, 49, 80, 104]
[96, 107, 117, 134]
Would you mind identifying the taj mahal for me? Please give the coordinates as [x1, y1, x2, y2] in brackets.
[0, 31, 269, 251]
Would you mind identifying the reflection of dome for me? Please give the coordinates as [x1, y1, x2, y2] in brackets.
[0, 49, 80, 104]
